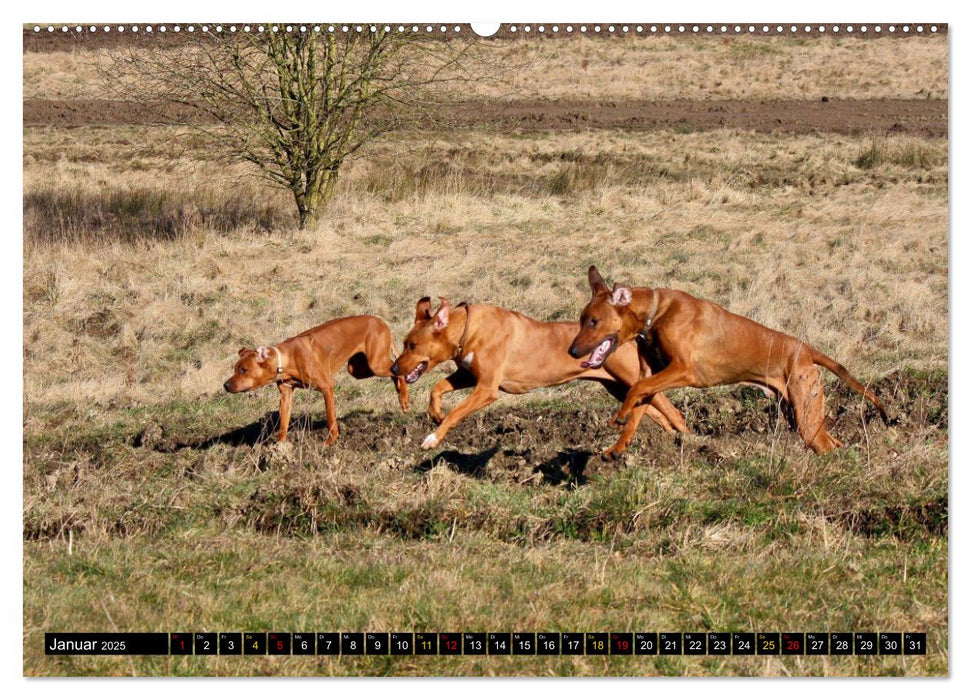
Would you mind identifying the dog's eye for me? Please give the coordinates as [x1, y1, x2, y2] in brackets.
[588, 318, 599, 328]
[407, 342, 415, 351]
[238, 367, 246, 374]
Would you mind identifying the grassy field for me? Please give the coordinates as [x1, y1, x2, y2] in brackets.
[23, 34, 948, 676]
[23, 34, 948, 101]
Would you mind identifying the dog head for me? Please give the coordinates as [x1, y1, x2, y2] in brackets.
[224, 346, 277, 393]
[391, 297, 456, 384]
[568, 266, 639, 369]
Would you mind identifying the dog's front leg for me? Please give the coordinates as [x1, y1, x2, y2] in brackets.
[613, 366, 692, 426]
[604, 403, 652, 459]
[394, 376, 411, 412]
[277, 383, 294, 442]
[428, 370, 477, 424]
[421, 382, 500, 449]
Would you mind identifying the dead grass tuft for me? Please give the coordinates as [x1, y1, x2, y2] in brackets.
[24, 185, 292, 244]
[853, 137, 946, 171]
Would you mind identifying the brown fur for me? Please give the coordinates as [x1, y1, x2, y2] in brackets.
[224, 315, 409, 443]
[391, 297, 687, 455]
[568, 266, 888, 454]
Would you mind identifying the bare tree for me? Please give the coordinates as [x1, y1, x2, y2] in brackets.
[111, 27, 479, 229]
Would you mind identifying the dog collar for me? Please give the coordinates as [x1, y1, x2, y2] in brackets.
[271, 346, 283, 376]
[638, 290, 660, 337]
[453, 302, 472, 360]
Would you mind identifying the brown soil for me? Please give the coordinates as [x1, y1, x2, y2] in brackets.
[23, 99, 208, 127]
[450, 98, 947, 138]
[23, 97, 947, 137]
[158, 369, 944, 486]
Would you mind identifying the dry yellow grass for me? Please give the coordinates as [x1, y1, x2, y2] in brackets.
[23, 127, 946, 414]
[24, 34, 947, 102]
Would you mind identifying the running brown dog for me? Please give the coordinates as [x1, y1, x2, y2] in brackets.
[568, 266, 889, 454]
[224, 315, 410, 444]
[390, 297, 687, 455]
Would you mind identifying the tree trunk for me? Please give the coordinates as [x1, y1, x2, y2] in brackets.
[294, 171, 339, 231]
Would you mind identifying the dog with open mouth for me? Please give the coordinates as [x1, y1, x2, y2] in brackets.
[569, 266, 889, 454]
[391, 296, 687, 456]
[224, 315, 410, 444]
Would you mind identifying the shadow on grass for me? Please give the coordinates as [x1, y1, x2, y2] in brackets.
[414, 446, 501, 478]
[157, 407, 400, 453]
[168, 411, 321, 451]
[413, 445, 596, 486]
[168, 417, 277, 451]
[533, 449, 595, 486]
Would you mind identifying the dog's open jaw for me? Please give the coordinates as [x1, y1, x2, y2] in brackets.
[581, 337, 615, 369]
[405, 361, 428, 384]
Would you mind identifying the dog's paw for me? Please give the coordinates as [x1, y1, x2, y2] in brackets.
[421, 432, 441, 450]
[602, 447, 621, 462]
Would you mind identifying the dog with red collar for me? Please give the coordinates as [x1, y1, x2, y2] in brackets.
[391, 296, 686, 455]
[569, 266, 888, 454]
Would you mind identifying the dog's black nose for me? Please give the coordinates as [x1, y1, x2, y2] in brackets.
[223, 381, 231, 392]
[391, 362, 399, 376]
[568, 346, 581, 359]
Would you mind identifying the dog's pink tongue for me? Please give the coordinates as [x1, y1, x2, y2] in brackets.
[586, 339, 612, 367]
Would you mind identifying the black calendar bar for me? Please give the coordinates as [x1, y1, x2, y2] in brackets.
[45, 633, 169, 655]
[44, 632, 927, 656]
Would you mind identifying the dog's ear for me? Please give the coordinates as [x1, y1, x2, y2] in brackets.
[256, 346, 270, 361]
[610, 284, 633, 307]
[238, 347, 250, 357]
[433, 297, 451, 330]
[588, 265, 610, 295]
[415, 296, 433, 322]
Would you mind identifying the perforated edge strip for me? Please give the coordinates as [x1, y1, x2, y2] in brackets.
[23, 22, 948, 46]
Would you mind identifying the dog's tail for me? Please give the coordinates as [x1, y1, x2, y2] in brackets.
[811, 347, 889, 424]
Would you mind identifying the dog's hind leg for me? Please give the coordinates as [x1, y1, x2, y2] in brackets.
[787, 362, 841, 453]
[321, 381, 340, 446]
[357, 329, 411, 412]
